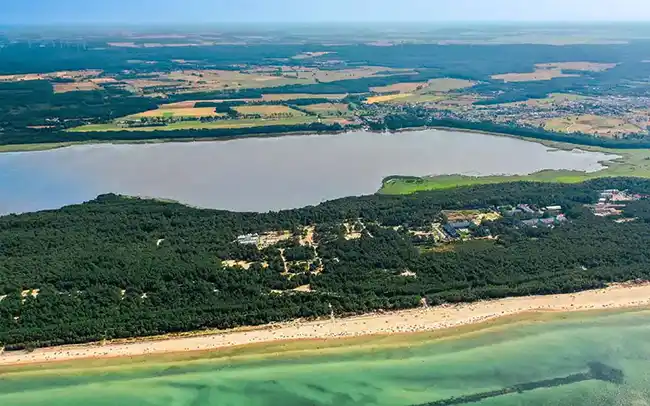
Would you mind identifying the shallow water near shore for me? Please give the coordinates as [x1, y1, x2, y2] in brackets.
[0, 129, 616, 214]
[2, 309, 650, 405]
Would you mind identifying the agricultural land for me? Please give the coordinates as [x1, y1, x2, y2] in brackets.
[2, 24, 650, 151]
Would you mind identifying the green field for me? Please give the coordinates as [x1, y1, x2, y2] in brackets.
[379, 143, 650, 194]
[68, 117, 322, 132]
[0, 142, 79, 153]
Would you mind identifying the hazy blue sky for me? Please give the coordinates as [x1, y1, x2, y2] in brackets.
[3, 0, 649, 24]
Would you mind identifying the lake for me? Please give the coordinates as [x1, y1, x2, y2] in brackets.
[1, 309, 649, 406]
[0, 129, 616, 214]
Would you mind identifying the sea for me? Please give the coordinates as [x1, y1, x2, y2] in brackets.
[1, 309, 649, 406]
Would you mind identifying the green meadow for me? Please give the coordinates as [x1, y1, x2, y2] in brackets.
[379, 141, 650, 195]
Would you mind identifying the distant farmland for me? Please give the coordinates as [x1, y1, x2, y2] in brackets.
[131, 107, 222, 118]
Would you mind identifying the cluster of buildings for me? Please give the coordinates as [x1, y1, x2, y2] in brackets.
[589, 189, 642, 217]
[442, 221, 472, 239]
[500, 204, 567, 228]
[236, 233, 259, 245]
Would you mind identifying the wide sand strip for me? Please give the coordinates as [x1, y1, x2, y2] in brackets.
[3, 282, 650, 366]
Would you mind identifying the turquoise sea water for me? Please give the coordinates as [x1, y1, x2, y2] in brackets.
[1, 309, 650, 406]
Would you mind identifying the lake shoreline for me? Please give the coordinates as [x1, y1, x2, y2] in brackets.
[0, 124, 632, 154]
[2, 128, 615, 214]
[3, 281, 650, 368]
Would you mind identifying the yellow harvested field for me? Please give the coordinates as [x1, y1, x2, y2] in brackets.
[544, 114, 643, 137]
[423, 78, 476, 92]
[53, 81, 101, 93]
[261, 93, 347, 101]
[234, 105, 304, 117]
[493, 62, 615, 83]
[492, 69, 578, 82]
[365, 93, 413, 104]
[535, 62, 617, 72]
[132, 107, 221, 118]
[371, 82, 427, 94]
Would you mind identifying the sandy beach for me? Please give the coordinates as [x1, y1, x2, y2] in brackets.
[2, 282, 650, 366]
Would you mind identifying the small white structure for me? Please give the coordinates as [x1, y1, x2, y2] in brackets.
[236, 233, 259, 245]
[545, 205, 562, 212]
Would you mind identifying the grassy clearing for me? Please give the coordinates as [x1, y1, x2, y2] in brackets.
[491, 62, 616, 84]
[69, 117, 320, 132]
[233, 105, 305, 117]
[379, 140, 650, 194]
[422, 78, 476, 92]
[492, 69, 578, 83]
[544, 115, 643, 137]
[53, 81, 101, 93]
[303, 103, 350, 115]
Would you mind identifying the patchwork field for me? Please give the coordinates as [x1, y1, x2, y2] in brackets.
[492, 69, 578, 83]
[365, 93, 414, 104]
[492, 61, 617, 83]
[159, 99, 252, 109]
[370, 78, 475, 95]
[121, 69, 302, 94]
[159, 94, 348, 109]
[302, 103, 350, 115]
[0, 70, 102, 83]
[366, 92, 480, 107]
[116, 66, 411, 96]
[261, 93, 348, 101]
[501, 93, 588, 107]
[130, 107, 222, 118]
[370, 82, 426, 94]
[233, 105, 305, 117]
[69, 116, 324, 132]
[53, 81, 101, 93]
[422, 78, 477, 92]
[275, 66, 416, 83]
[544, 114, 643, 137]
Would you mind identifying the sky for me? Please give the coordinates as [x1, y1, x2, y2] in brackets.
[3, 0, 650, 25]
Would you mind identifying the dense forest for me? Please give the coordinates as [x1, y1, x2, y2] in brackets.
[2, 178, 650, 350]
